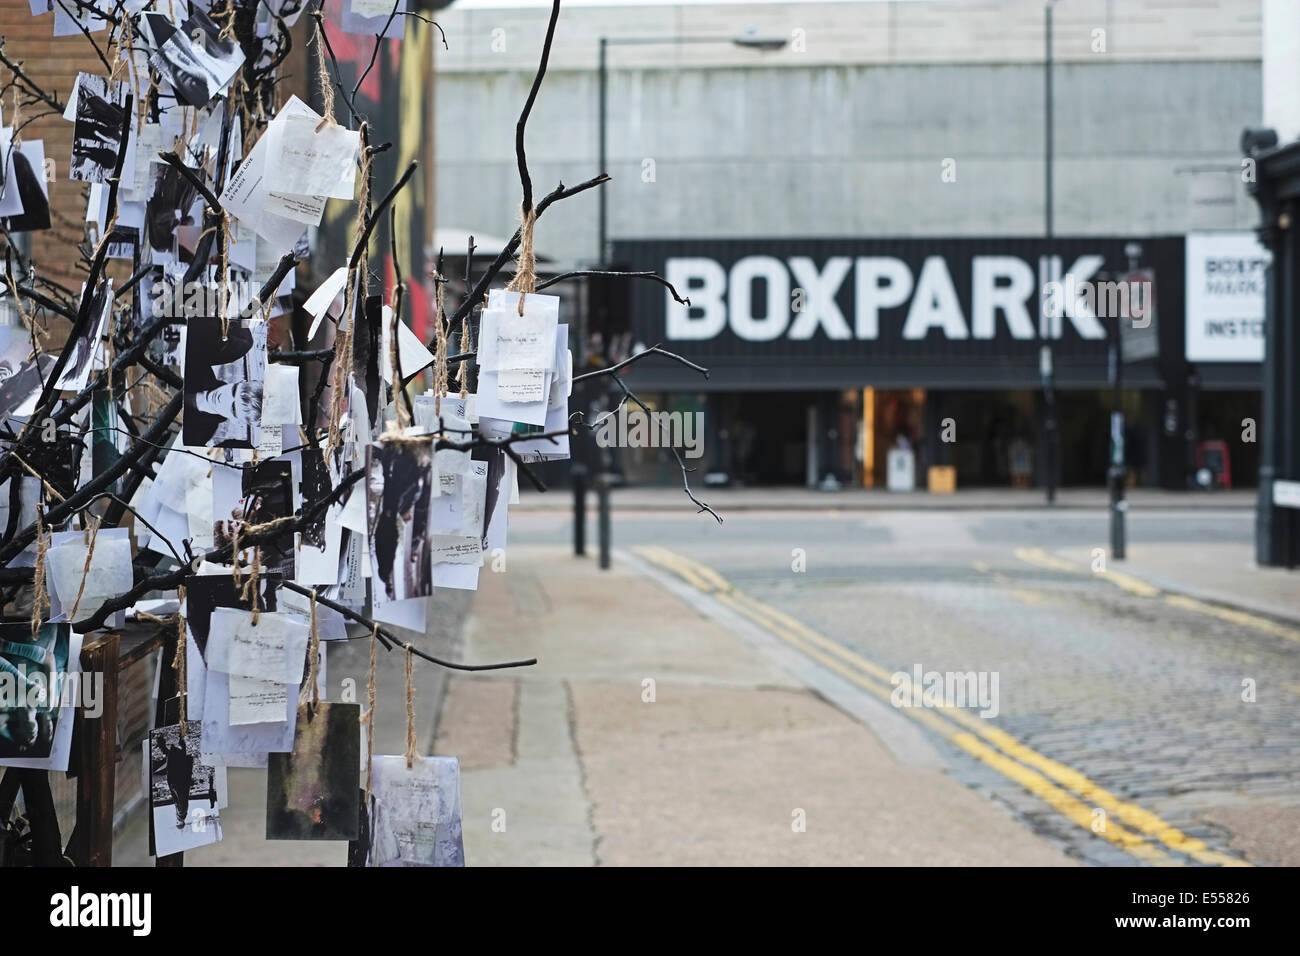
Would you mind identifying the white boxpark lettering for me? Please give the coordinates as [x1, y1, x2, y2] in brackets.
[901, 255, 967, 340]
[855, 256, 912, 339]
[788, 255, 852, 340]
[664, 253, 1110, 342]
[972, 255, 1037, 339]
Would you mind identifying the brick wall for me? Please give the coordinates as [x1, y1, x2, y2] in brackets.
[0, 7, 97, 292]
[0, 8, 311, 332]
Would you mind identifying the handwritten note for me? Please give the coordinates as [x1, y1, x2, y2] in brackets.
[496, 368, 549, 404]
[229, 676, 288, 726]
[495, 307, 554, 371]
[227, 615, 289, 682]
[266, 114, 359, 199]
[430, 535, 483, 566]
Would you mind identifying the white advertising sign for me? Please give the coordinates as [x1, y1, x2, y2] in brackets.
[1185, 232, 1269, 362]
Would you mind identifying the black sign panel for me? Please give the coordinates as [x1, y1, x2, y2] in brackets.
[614, 237, 1181, 391]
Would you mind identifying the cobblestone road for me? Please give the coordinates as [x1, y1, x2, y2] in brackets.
[513, 507, 1299, 865]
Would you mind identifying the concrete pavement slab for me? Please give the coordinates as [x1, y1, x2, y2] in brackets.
[435, 544, 1075, 866]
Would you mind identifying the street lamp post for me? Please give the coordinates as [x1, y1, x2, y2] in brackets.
[597, 36, 608, 268]
[595, 32, 787, 267]
[1042, 0, 1058, 505]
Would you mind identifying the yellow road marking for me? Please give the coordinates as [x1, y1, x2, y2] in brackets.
[705, 586, 1172, 865]
[1163, 593, 1300, 644]
[1099, 570, 1162, 599]
[635, 546, 1251, 866]
[1013, 548, 1296, 640]
[1013, 546, 1079, 574]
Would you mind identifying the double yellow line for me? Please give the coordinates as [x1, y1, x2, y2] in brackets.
[1015, 547, 1300, 644]
[634, 545, 1249, 867]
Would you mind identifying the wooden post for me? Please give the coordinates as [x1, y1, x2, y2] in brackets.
[71, 632, 119, 867]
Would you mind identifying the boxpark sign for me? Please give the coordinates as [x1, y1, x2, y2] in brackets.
[613, 237, 1184, 390]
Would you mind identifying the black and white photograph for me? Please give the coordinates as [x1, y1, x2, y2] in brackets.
[54, 278, 111, 392]
[265, 702, 360, 841]
[149, 9, 246, 109]
[1, 139, 50, 233]
[0, 338, 57, 424]
[299, 445, 333, 550]
[145, 160, 200, 260]
[0, 623, 70, 761]
[212, 460, 296, 578]
[183, 316, 267, 449]
[474, 446, 510, 552]
[69, 73, 126, 184]
[148, 723, 221, 857]
[366, 437, 435, 603]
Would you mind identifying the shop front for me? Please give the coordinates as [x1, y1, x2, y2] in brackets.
[605, 235, 1261, 490]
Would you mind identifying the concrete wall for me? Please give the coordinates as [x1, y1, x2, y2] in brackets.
[433, 0, 1263, 265]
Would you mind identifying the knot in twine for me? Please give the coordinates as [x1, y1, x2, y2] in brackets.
[505, 203, 538, 316]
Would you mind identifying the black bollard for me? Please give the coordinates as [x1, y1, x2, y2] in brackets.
[597, 475, 611, 570]
[572, 463, 587, 557]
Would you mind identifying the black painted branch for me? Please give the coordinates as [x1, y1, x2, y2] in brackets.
[536, 270, 691, 306]
[514, 0, 564, 214]
[573, 344, 709, 384]
[0, 392, 184, 565]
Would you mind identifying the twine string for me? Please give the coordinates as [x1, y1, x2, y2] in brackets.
[175, 584, 188, 737]
[404, 642, 417, 769]
[300, 590, 322, 712]
[30, 500, 48, 638]
[457, 293, 471, 399]
[433, 275, 447, 415]
[364, 624, 377, 805]
[388, 302, 408, 429]
[67, 514, 102, 620]
[312, 18, 337, 131]
[505, 203, 538, 316]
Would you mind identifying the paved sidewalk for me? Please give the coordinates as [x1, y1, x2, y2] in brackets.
[514, 485, 1255, 512]
[433, 545, 1073, 866]
[1054, 542, 1300, 625]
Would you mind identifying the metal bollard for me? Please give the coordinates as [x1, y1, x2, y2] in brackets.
[1109, 464, 1127, 561]
[572, 464, 587, 557]
[597, 475, 611, 570]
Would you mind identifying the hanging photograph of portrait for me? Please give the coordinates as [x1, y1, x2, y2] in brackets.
[183, 316, 267, 449]
[149, 9, 246, 108]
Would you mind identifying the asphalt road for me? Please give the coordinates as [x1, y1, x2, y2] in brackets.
[509, 505, 1300, 866]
